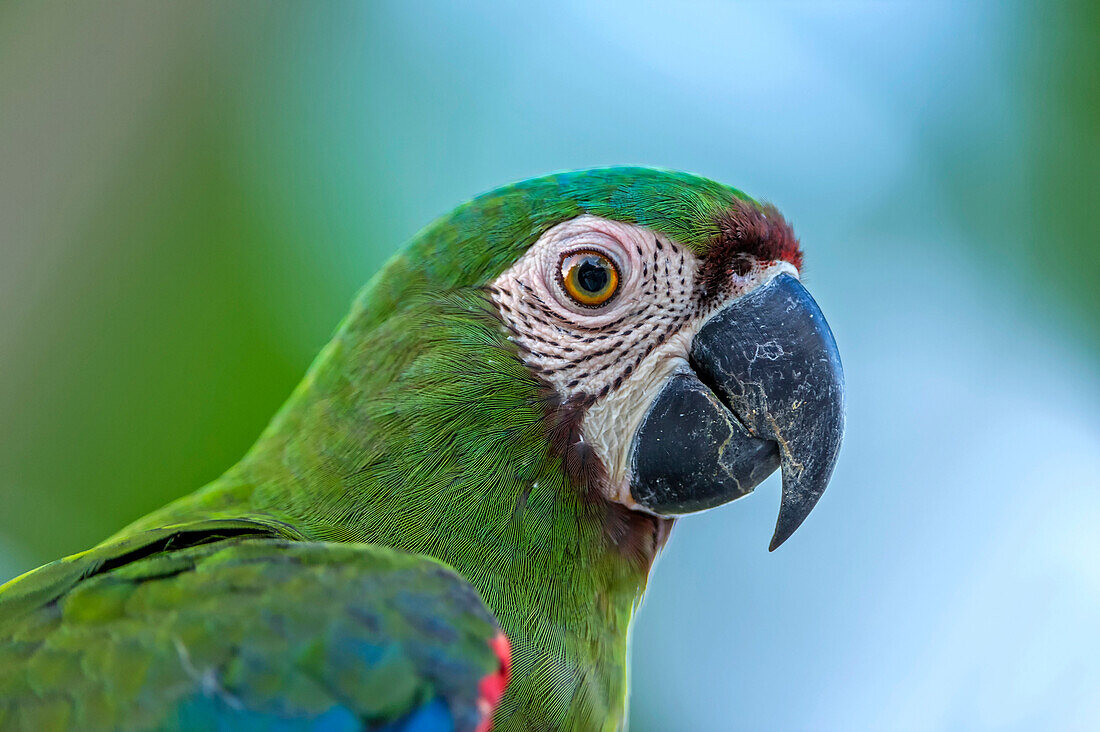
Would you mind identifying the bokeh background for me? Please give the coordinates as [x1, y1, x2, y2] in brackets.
[2, 2, 1098, 729]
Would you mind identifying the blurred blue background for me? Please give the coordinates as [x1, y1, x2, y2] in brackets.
[1, 2, 1098, 729]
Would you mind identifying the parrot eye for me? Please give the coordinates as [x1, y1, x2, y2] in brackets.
[559, 249, 620, 307]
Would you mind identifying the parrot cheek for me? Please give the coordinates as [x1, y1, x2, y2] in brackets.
[628, 274, 845, 550]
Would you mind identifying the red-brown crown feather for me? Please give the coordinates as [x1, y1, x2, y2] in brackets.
[701, 199, 802, 300]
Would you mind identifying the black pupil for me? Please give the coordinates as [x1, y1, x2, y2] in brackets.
[576, 257, 610, 293]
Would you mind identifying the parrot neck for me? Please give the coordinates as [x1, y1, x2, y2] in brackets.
[126, 289, 663, 730]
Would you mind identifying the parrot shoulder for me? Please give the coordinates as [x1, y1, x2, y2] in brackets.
[0, 520, 510, 731]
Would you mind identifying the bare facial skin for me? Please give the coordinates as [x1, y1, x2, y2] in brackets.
[490, 215, 796, 508]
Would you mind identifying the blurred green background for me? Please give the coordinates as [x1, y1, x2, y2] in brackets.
[2, 2, 1098, 729]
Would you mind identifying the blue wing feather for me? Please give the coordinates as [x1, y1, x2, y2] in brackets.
[0, 525, 502, 732]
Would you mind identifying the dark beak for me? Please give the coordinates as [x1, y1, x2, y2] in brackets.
[630, 274, 845, 550]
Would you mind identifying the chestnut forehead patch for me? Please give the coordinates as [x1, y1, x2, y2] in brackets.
[702, 199, 802, 301]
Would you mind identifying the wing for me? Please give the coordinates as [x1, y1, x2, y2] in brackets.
[0, 521, 509, 731]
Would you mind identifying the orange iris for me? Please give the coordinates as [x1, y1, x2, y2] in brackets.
[560, 250, 620, 307]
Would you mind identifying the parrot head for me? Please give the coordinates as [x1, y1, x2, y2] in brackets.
[372, 167, 844, 552]
[488, 203, 843, 551]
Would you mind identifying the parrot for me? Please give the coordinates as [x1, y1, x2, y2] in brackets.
[0, 167, 844, 732]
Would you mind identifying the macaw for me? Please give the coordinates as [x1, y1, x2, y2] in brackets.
[0, 168, 844, 731]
